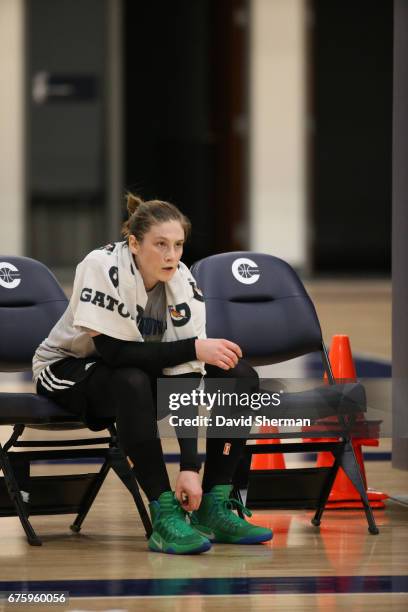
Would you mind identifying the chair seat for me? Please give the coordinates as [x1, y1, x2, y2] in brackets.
[0, 392, 80, 425]
[265, 382, 367, 420]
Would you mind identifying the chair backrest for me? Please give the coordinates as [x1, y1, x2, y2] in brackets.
[191, 252, 323, 363]
[0, 256, 68, 371]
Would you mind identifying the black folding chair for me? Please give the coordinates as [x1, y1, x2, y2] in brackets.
[0, 256, 152, 545]
[191, 251, 379, 534]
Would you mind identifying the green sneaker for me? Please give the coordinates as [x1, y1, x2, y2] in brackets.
[148, 491, 211, 555]
[191, 484, 273, 544]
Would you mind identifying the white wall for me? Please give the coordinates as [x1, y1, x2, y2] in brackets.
[250, 0, 306, 268]
[0, 0, 24, 255]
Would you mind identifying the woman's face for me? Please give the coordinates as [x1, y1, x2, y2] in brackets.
[128, 220, 185, 290]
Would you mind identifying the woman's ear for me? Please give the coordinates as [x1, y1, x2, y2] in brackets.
[128, 235, 139, 255]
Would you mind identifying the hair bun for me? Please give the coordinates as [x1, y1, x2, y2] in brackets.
[126, 193, 144, 217]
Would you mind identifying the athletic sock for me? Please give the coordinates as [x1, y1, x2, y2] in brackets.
[201, 438, 246, 493]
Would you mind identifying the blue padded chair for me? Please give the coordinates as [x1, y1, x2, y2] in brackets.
[0, 256, 152, 545]
[191, 252, 379, 534]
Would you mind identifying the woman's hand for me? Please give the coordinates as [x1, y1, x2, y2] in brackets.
[175, 471, 202, 512]
[195, 338, 242, 370]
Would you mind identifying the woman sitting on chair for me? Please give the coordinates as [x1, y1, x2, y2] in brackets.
[32, 194, 272, 554]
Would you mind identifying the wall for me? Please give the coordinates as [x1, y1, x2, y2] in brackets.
[249, 0, 306, 267]
[0, 0, 24, 255]
[392, 0, 408, 471]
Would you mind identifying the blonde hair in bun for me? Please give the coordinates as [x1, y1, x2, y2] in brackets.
[126, 192, 143, 217]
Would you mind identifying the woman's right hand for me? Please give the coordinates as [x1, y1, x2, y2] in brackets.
[195, 338, 242, 370]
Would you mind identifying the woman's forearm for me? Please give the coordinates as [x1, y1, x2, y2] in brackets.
[93, 334, 197, 370]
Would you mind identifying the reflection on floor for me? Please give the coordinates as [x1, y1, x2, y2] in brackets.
[0, 458, 407, 611]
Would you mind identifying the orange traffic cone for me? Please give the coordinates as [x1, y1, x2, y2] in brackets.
[317, 439, 387, 508]
[318, 335, 388, 508]
[251, 425, 286, 470]
[324, 334, 356, 381]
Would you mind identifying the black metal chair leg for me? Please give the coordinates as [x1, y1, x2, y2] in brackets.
[312, 447, 343, 528]
[70, 460, 111, 533]
[108, 448, 152, 538]
[0, 448, 41, 546]
[339, 440, 380, 535]
[3, 424, 25, 452]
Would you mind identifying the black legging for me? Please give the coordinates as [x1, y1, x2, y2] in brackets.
[56, 360, 258, 501]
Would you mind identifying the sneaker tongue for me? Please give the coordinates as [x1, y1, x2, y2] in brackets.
[211, 484, 233, 502]
[157, 491, 178, 514]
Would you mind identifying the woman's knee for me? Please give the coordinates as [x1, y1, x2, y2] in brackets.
[111, 367, 153, 396]
[207, 359, 258, 381]
[233, 359, 257, 377]
[205, 359, 258, 397]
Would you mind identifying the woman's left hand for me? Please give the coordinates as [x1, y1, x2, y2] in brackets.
[175, 471, 202, 512]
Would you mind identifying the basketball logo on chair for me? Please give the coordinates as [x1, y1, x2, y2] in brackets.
[0, 262, 21, 289]
[231, 257, 260, 285]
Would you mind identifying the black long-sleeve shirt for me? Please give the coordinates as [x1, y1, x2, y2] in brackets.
[93, 334, 197, 372]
